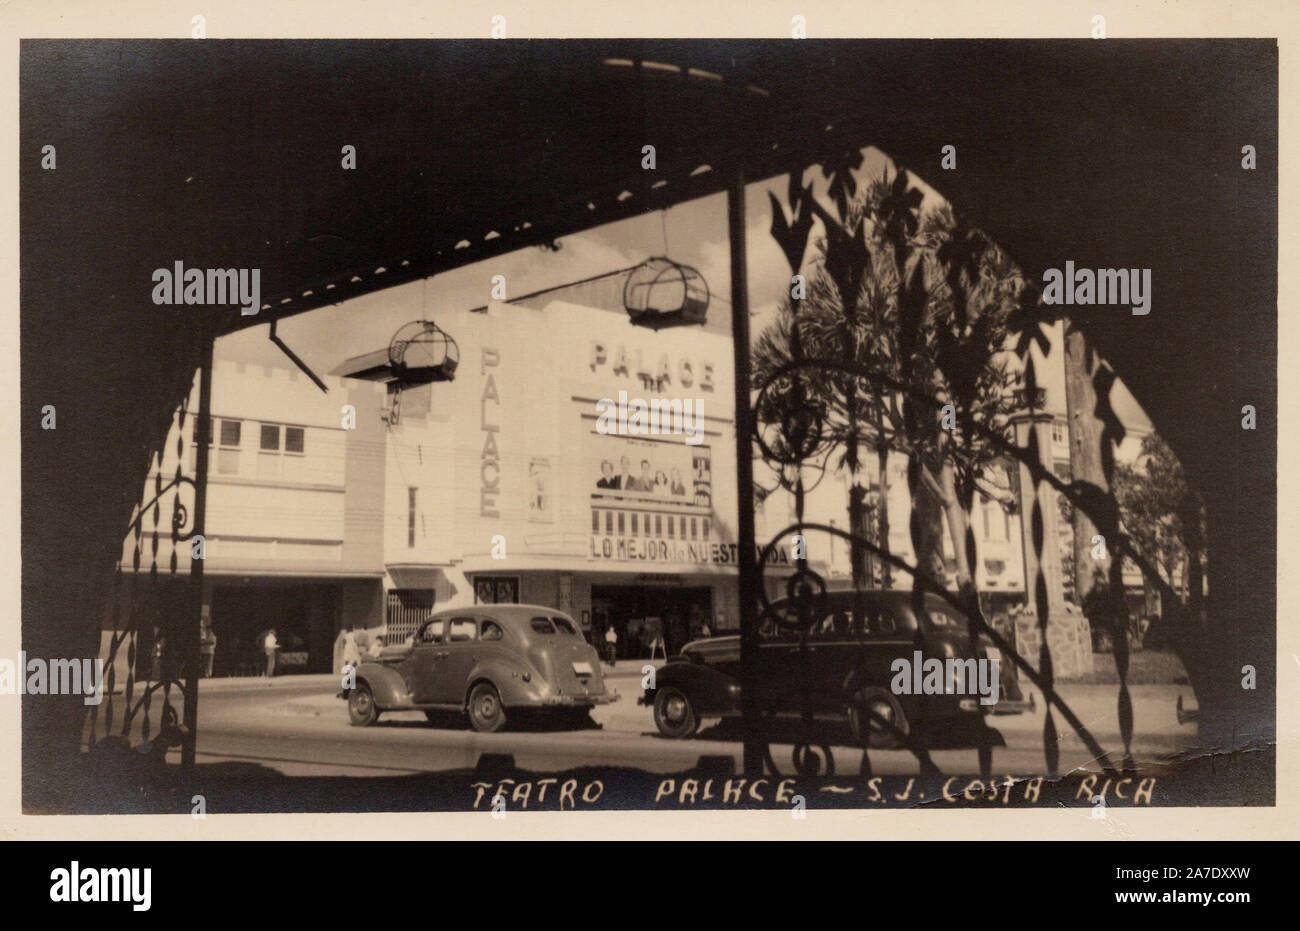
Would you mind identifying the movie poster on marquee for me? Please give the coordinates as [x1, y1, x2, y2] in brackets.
[590, 433, 710, 508]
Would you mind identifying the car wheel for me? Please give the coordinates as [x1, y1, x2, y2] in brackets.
[847, 688, 908, 750]
[467, 682, 507, 733]
[347, 683, 379, 727]
[653, 686, 698, 739]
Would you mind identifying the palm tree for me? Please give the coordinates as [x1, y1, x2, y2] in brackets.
[754, 168, 1023, 598]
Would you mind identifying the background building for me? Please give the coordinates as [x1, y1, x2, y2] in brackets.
[109, 361, 387, 679]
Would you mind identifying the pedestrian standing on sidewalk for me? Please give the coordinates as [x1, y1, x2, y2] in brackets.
[199, 621, 217, 678]
[341, 626, 361, 671]
[604, 625, 618, 668]
[264, 627, 279, 678]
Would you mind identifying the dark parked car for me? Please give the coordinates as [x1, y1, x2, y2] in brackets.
[342, 605, 618, 732]
[641, 591, 1032, 745]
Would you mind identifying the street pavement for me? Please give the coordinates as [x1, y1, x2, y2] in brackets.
[186, 667, 1199, 780]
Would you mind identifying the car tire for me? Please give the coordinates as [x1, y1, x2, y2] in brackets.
[847, 688, 908, 750]
[653, 686, 699, 739]
[347, 683, 379, 727]
[467, 682, 507, 733]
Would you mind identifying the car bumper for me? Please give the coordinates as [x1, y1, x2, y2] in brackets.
[958, 692, 1035, 715]
[986, 693, 1035, 715]
[539, 690, 620, 707]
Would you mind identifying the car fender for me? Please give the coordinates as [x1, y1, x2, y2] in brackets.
[841, 663, 927, 720]
[465, 658, 541, 707]
[649, 660, 739, 715]
[352, 662, 411, 710]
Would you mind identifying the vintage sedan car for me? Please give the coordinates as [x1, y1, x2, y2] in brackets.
[641, 590, 1032, 745]
[342, 605, 618, 732]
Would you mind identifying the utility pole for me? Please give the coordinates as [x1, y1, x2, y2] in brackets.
[1062, 319, 1111, 606]
[727, 169, 762, 777]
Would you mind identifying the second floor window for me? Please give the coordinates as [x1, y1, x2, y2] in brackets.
[257, 423, 307, 481]
[259, 423, 306, 455]
[192, 417, 241, 475]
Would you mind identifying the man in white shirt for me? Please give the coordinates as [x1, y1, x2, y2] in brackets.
[264, 628, 279, 678]
[603, 625, 618, 667]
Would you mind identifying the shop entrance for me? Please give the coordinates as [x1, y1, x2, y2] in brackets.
[209, 582, 341, 676]
[590, 585, 714, 660]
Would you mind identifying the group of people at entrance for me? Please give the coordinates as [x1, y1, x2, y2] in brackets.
[150, 620, 277, 679]
[595, 610, 712, 667]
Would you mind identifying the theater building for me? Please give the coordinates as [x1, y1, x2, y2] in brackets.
[337, 270, 799, 657]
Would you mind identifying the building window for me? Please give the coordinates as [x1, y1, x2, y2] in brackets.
[667, 515, 674, 538]
[690, 518, 698, 540]
[219, 419, 241, 448]
[592, 509, 600, 532]
[253, 422, 308, 480]
[1051, 421, 1068, 446]
[285, 425, 305, 454]
[617, 512, 625, 534]
[631, 513, 639, 535]
[217, 419, 241, 474]
[193, 417, 241, 475]
[408, 487, 417, 547]
[655, 515, 662, 536]
[474, 576, 519, 605]
[605, 511, 613, 534]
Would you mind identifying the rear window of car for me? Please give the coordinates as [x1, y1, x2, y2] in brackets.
[480, 620, 504, 641]
[530, 617, 556, 634]
[551, 616, 577, 635]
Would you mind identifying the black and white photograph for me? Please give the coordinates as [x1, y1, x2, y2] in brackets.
[6, 1, 1291, 871]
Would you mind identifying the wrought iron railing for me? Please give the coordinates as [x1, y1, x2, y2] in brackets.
[748, 157, 1189, 782]
[83, 356, 212, 772]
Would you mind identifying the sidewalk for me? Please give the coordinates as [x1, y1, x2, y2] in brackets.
[197, 673, 338, 692]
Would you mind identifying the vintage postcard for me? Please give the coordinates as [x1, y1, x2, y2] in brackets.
[2, 1, 1292, 854]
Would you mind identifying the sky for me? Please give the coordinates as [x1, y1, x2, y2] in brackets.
[217, 146, 1153, 454]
